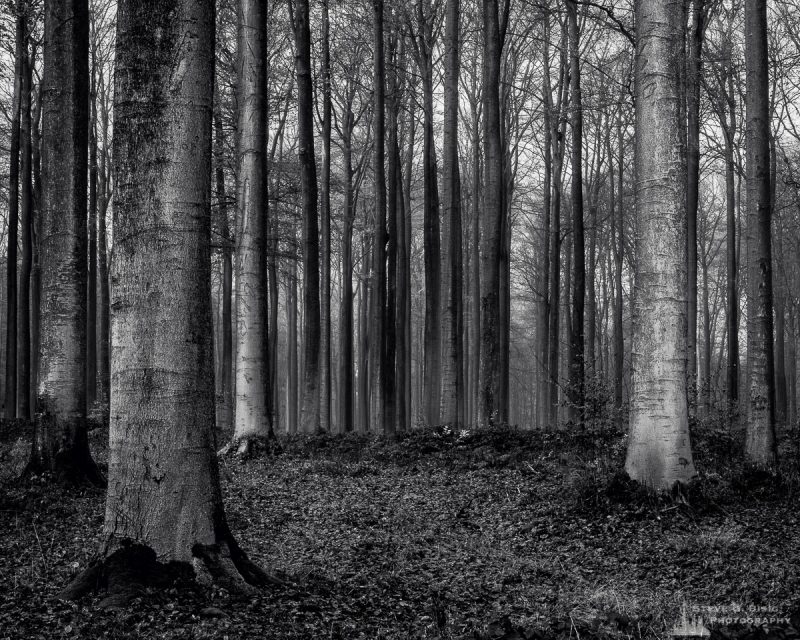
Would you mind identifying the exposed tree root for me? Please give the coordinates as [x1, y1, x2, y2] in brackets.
[59, 537, 286, 608]
[217, 434, 282, 460]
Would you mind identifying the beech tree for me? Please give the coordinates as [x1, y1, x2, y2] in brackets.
[28, 0, 100, 482]
[744, 0, 777, 468]
[62, 0, 276, 599]
[227, 0, 271, 454]
[625, 0, 697, 489]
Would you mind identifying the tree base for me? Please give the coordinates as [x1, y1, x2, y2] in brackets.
[218, 434, 282, 460]
[59, 537, 285, 608]
[23, 450, 106, 488]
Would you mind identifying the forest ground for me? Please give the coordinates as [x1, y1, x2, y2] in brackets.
[1, 420, 799, 640]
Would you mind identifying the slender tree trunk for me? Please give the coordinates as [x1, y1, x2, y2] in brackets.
[320, 0, 332, 434]
[613, 114, 624, 411]
[686, 0, 706, 415]
[370, 0, 388, 434]
[537, 10, 552, 429]
[358, 235, 370, 432]
[724, 86, 739, 425]
[230, 0, 270, 453]
[98, 87, 111, 405]
[287, 247, 299, 435]
[385, 27, 399, 436]
[394, 57, 409, 434]
[213, 109, 233, 434]
[292, 0, 321, 434]
[339, 126, 355, 433]
[567, 0, 585, 423]
[86, 43, 98, 412]
[625, 0, 696, 489]
[744, 0, 777, 468]
[30, 0, 100, 483]
[402, 97, 415, 429]
[17, 35, 33, 421]
[5, 3, 23, 421]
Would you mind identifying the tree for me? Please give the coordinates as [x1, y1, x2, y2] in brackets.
[4, 0, 24, 420]
[228, 0, 271, 454]
[478, 0, 508, 426]
[625, 0, 697, 489]
[29, 0, 101, 483]
[744, 0, 777, 468]
[62, 0, 276, 599]
[567, 0, 585, 423]
[370, 0, 389, 434]
[290, 0, 321, 435]
[319, 0, 332, 434]
[439, 0, 464, 428]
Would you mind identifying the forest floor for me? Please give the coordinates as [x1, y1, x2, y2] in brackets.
[1, 422, 799, 639]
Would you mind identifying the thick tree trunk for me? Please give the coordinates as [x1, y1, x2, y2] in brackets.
[440, 0, 463, 428]
[4, 3, 23, 421]
[625, 0, 696, 489]
[229, 0, 271, 455]
[30, 0, 100, 483]
[64, 0, 276, 595]
[567, 0, 585, 424]
[292, 0, 321, 435]
[744, 0, 777, 469]
[320, 0, 332, 434]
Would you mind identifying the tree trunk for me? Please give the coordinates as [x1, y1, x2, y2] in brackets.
[744, 0, 777, 469]
[86, 42, 98, 412]
[625, 0, 696, 489]
[320, 0, 332, 434]
[612, 114, 624, 411]
[4, 2, 23, 421]
[292, 0, 321, 435]
[80, 0, 272, 592]
[440, 0, 463, 428]
[230, 0, 271, 454]
[567, 0, 585, 424]
[358, 235, 370, 432]
[417, 0, 442, 428]
[287, 249, 299, 435]
[339, 121, 355, 434]
[370, 0, 388, 434]
[30, 0, 100, 483]
[686, 0, 706, 415]
[213, 108, 233, 434]
[17, 33, 33, 421]
[98, 80, 111, 405]
[479, 0, 504, 426]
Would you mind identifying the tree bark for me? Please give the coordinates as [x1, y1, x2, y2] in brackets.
[79, 0, 273, 592]
[17, 31, 33, 420]
[291, 0, 321, 435]
[625, 0, 696, 489]
[228, 0, 271, 454]
[320, 0, 332, 434]
[30, 0, 100, 483]
[86, 40, 98, 412]
[686, 0, 708, 415]
[440, 0, 463, 428]
[744, 0, 777, 469]
[567, 0, 585, 423]
[479, 0, 505, 426]
[4, 2, 23, 421]
[370, 0, 389, 434]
